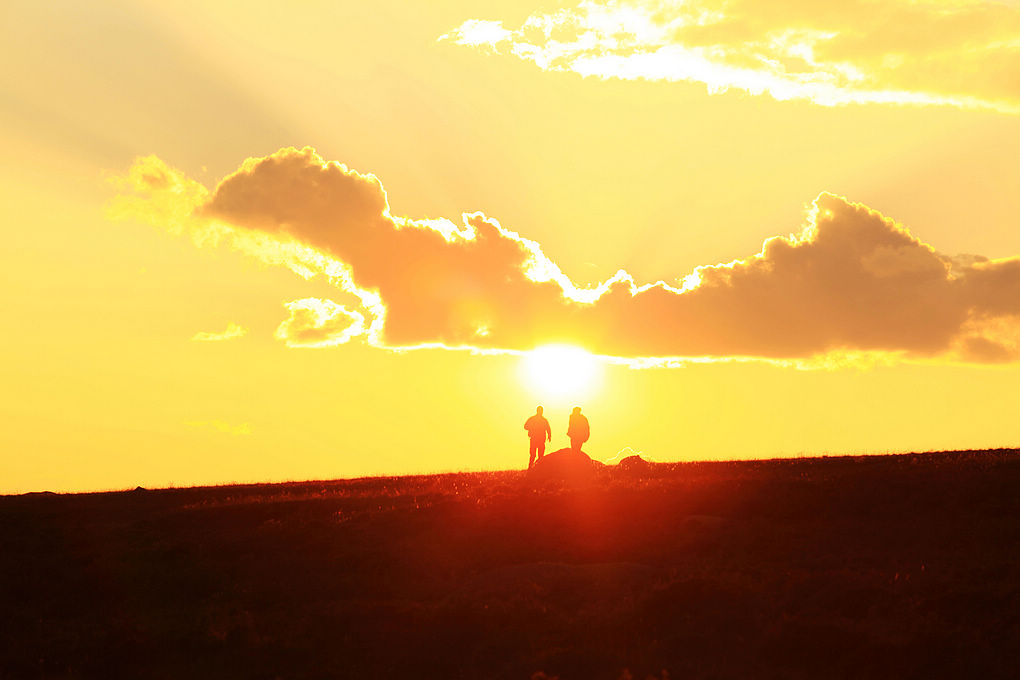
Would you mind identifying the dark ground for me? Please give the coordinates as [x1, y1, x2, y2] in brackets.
[3, 450, 1020, 679]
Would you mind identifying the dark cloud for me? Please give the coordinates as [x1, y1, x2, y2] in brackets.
[124, 147, 1020, 363]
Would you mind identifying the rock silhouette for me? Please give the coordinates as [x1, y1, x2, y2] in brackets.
[527, 448, 595, 484]
[617, 455, 652, 474]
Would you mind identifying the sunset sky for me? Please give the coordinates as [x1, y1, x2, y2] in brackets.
[3, 0, 1019, 493]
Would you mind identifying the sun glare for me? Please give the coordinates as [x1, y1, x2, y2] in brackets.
[521, 344, 602, 401]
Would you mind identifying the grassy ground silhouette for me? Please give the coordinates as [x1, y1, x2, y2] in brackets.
[3, 449, 1020, 679]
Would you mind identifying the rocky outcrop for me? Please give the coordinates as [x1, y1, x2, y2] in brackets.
[618, 455, 652, 473]
[527, 448, 596, 484]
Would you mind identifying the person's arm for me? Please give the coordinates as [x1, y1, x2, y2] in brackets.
[545, 420, 551, 441]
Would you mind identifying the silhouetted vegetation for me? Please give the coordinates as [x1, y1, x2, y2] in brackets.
[3, 449, 1020, 679]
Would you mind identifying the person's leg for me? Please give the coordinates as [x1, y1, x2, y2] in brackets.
[570, 436, 580, 452]
[536, 439, 545, 462]
[529, 438, 538, 468]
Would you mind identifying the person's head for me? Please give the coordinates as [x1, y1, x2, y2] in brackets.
[572, 406, 581, 415]
[536, 406, 543, 415]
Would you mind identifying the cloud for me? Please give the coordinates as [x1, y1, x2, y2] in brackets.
[440, 0, 1020, 113]
[115, 147, 1020, 365]
[191, 322, 247, 342]
[275, 298, 367, 348]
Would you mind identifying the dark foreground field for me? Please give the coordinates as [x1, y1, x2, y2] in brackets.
[4, 450, 1020, 679]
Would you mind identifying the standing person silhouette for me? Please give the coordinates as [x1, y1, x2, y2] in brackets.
[524, 406, 552, 469]
[567, 406, 590, 453]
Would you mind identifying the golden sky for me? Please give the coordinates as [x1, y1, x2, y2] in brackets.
[2, 0, 1019, 493]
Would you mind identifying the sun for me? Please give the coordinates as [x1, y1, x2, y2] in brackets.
[520, 344, 602, 402]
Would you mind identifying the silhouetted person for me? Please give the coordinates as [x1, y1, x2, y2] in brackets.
[524, 406, 552, 469]
[567, 406, 589, 452]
